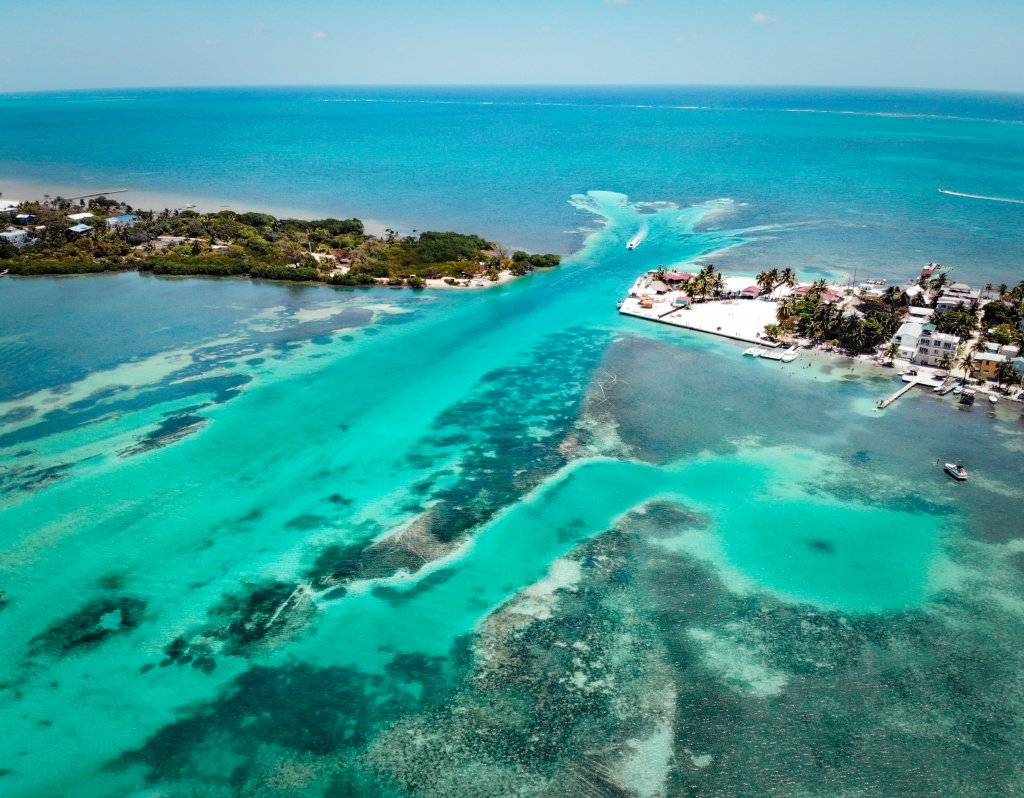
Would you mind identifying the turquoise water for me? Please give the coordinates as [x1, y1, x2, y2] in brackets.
[2, 90, 1024, 796]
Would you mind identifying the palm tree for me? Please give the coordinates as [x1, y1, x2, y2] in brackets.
[776, 297, 797, 324]
[709, 270, 725, 297]
[884, 342, 900, 365]
[959, 352, 975, 381]
[938, 351, 955, 373]
[780, 267, 797, 289]
[756, 269, 778, 296]
[995, 359, 1016, 391]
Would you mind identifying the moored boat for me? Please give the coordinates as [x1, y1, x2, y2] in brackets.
[944, 463, 969, 481]
[988, 394, 998, 404]
[959, 389, 976, 405]
[743, 347, 768, 358]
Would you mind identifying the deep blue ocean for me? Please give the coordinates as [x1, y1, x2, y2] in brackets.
[2, 86, 1024, 281]
[1, 87, 1023, 797]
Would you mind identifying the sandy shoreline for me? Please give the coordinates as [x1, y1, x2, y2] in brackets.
[0, 176, 393, 237]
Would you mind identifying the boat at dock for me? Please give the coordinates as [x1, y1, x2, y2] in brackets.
[760, 349, 786, 361]
[959, 389, 976, 406]
[743, 347, 768, 358]
[780, 346, 800, 362]
[988, 394, 998, 404]
[933, 379, 956, 395]
[952, 384, 963, 395]
[944, 463, 969, 481]
[626, 224, 649, 250]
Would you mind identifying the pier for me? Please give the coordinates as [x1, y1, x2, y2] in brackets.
[877, 378, 930, 409]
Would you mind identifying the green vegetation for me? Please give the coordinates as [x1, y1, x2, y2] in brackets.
[932, 308, 978, 339]
[774, 280, 903, 353]
[0, 197, 560, 288]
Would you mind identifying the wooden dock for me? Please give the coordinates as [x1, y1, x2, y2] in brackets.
[878, 379, 925, 409]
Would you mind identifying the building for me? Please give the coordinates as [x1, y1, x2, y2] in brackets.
[794, 285, 845, 304]
[892, 321, 923, 360]
[974, 352, 1007, 381]
[935, 294, 978, 312]
[906, 306, 934, 321]
[68, 223, 94, 235]
[912, 323, 959, 367]
[106, 214, 138, 228]
[739, 285, 762, 299]
[1, 229, 30, 246]
[67, 212, 95, 222]
[14, 213, 36, 225]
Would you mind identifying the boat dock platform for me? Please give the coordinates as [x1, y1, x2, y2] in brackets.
[877, 377, 938, 409]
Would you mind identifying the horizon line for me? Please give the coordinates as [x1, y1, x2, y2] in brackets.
[2, 82, 1023, 99]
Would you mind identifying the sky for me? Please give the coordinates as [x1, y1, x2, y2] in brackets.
[2, 0, 1022, 94]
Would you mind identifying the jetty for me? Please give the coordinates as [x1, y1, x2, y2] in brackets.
[877, 377, 937, 409]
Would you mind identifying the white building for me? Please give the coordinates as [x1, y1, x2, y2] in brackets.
[907, 306, 934, 321]
[913, 323, 960, 367]
[67, 212, 95, 222]
[892, 321, 923, 360]
[105, 214, 138, 228]
[0, 229, 30, 246]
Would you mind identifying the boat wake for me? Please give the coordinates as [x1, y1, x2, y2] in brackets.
[939, 188, 1024, 205]
[626, 222, 649, 250]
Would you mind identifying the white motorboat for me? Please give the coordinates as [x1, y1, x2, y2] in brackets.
[952, 384, 963, 395]
[743, 347, 768, 358]
[626, 223, 649, 250]
[944, 463, 969, 481]
[988, 394, 998, 404]
[780, 346, 800, 362]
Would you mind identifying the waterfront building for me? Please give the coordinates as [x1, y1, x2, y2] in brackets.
[974, 352, 1007, 381]
[912, 323, 959, 367]
[892, 321, 923, 360]
[67, 212, 95, 222]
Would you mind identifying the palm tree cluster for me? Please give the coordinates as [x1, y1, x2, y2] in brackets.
[684, 264, 726, 301]
[775, 281, 906, 353]
[755, 267, 797, 297]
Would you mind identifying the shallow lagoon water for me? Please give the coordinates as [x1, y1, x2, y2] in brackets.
[2, 91, 1024, 797]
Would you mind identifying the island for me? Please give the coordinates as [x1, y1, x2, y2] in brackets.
[620, 263, 1024, 404]
[0, 193, 561, 289]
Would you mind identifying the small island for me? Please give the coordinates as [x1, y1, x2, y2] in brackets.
[0, 193, 561, 289]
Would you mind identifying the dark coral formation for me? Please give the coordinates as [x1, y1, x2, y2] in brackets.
[29, 596, 147, 657]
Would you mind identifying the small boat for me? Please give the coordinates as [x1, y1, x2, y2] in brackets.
[959, 389, 976, 406]
[626, 224, 649, 250]
[944, 463, 969, 481]
[899, 368, 917, 378]
[780, 346, 800, 362]
[743, 347, 768, 358]
[988, 394, 998, 405]
[616, 299, 624, 308]
[952, 384, 963, 395]
[760, 349, 786, 361]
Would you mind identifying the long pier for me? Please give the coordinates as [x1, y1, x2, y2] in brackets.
[877, 379, 927, 409]
[64, 189, 129, 201]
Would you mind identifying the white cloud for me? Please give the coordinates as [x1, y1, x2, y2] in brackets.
[751, 11, 770, 24]
[313, 31, 327, 39]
